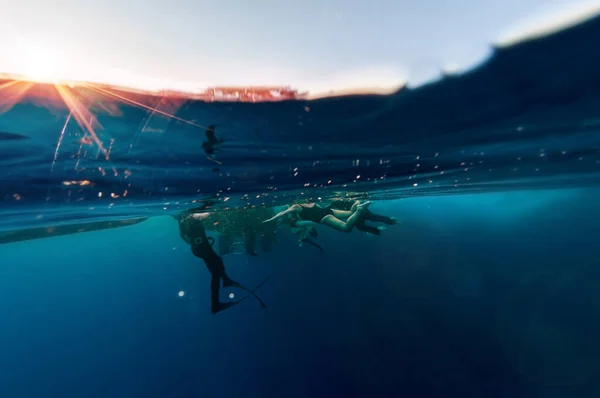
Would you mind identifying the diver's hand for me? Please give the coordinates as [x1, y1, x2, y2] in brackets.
[192, 212, 210, 220]
[263, 218, 274, 223]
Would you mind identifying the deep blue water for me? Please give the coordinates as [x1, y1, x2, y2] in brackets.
[2, 15, 600, 398]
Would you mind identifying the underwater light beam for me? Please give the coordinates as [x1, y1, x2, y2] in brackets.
[51, 112, 72, 172]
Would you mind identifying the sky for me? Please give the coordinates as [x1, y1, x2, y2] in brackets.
[1, 0, 599, 95]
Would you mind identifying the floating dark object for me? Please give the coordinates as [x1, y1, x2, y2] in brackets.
[0, 131, 29, 141]
[0, 218, 148, 244]
[202, 124, 226, 156]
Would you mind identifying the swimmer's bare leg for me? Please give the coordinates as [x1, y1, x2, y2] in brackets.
[330, 209, 353, 219]
[321, 201, 370, 232]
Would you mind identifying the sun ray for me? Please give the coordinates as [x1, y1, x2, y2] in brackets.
[140, 97, 164, 134]
[86, 84, 207, 129]
[95, 101, 123, 117]
[0, 80, 34, 114]
[126, 97, 164, 154]
[54, 84, 108, 160]
[74, 85, 124, 117]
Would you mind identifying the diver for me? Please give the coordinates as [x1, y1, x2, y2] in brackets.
[328, 198, 399, 235]
[177, 212, 267, 314]
[202, 124, 226, 156]
[263, 200, 370, 233]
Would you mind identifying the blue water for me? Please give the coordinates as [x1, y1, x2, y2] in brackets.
[2, 15, 600, 398]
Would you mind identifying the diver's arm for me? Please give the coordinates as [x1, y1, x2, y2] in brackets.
[263, 204, 300, 223]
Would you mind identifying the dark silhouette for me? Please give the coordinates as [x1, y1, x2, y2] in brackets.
[0, 218, 148, 244]
[201, 124, 225, 155]
[176, 212, 267, 314]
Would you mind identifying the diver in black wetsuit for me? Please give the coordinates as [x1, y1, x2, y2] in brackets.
[328, 199, 398, 235]
[263, 201, 371, 233]
[202, 125, 226, 155]
[177, 213, 267, 314]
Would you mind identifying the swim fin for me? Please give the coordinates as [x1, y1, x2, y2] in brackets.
[303, 238, 324, 252]
[211, 295, 250, 314]
[236, 277, 269, 308]
[224, 277, 269, 309]
[247, 277, 269, 308]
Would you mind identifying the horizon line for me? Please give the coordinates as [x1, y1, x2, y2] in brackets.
[0, 72, 404, 101]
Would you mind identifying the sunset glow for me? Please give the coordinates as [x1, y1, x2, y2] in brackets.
[18, 42, 65, 83]
[0, 2, 599, 97]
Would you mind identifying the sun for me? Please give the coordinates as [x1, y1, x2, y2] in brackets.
[20, 42, 65, 83]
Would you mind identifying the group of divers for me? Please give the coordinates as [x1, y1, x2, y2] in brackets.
[165, 125, 399, 313]
[175, 198, 398, 314]
[0, 127, 399, 314]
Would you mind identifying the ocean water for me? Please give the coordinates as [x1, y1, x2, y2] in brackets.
[1, 15, 600, 398]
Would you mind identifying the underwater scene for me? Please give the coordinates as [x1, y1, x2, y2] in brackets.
[2, 7, 600, 398]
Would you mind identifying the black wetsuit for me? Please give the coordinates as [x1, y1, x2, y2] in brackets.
[327, 201, 395, 235]
[298, 204, 334, 223]
[178, 213, 241, 314]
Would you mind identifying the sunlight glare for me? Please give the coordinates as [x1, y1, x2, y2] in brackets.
[20, 42, 64, 83]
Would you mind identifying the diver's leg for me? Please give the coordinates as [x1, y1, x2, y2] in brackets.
[211, 253, 268, 310]
[363, 209, 397, 225]
[198, 252, 225, 313]
[329, 200, 362, 218]
[330, 209, 353, 219]
[191, 239, 247, 313]
[321, 202, 370, 233]
[210, 281, 238, 314]
[356, 220, 381, 235]
[214, 256, 242, 288]
[207, 256, 243, 313]
[210, 272, 224, 314]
